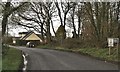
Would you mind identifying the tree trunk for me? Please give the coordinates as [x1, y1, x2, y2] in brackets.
[55, 2, 63, 26]
[51, 20, 56, 36]
[63, 13, 67, 27]
[2, 2, 11, 36]
[46, 18, 51, 43]
[41, 23, 44, 42]
[78, 16, 81, 38]
[117, 2, 120, 38]
[77, 4, 81, 38]
[72, 6, 77, 38]
[2, 14, 8, 36]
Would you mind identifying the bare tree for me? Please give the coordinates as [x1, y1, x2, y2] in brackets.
[116, 2, 120, 38]
[12, 2, 56, 43]
[82, 2, 120, 48]
[71, 3, 77, 38]
[1, 2, 29, 36]
[55, 2, 73, 39]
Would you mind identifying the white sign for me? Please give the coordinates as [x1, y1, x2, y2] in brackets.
[108, 38, 119, 47]
[108, 38, 114, 47]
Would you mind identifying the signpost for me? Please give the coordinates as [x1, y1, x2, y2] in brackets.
[108, 38, 113, 55]
[108, 38, 119, 55]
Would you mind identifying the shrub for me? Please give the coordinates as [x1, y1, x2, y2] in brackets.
[2, 44, 10, 57]
[2, 37, 13, 44]
[39, 37, 108, 49]
[60, 38, 83, 49]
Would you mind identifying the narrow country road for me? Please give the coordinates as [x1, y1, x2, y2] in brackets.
[12, 46, 118, 70]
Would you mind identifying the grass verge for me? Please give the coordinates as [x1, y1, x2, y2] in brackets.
[2, 47, 22, 71]
[0, 57, 2, 71]
[38, 45, 119, 63]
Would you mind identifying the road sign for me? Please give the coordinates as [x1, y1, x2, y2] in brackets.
[108, 38, 119, 47]
[108, 38, 114, 47]
[108, 38, 119, 55]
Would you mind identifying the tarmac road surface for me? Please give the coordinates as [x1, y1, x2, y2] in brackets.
[12, 46, 118, 70]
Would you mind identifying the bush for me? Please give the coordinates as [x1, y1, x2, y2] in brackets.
[48, 38, 97, 49]
[2, 37, 13, 44]
[56, 38, 106, 49]
[2, 44, 10, 57]
[39, 37, 108, 49]
[59, 38, 83, 49]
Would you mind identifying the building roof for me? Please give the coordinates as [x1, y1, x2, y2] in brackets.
[21, 31, 34, 40]
[20, 31, 43, 42]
